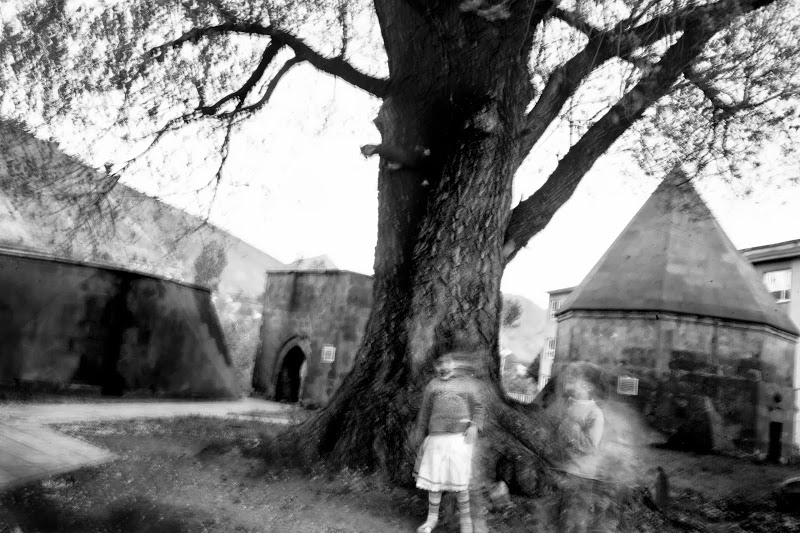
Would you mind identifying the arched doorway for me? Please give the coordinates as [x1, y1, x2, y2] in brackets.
[275, 346, 306, 403]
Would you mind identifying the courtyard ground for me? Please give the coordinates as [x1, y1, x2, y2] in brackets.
[0, 417, 421, 533]
[0, 397, 295, 425]
[0, 413, 798, 533]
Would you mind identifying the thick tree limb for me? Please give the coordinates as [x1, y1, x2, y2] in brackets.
[504, 17, 733, 260]
[551, 8, 600, 38]
[517, 0, 779, 163]
[146, 23, 389, 98]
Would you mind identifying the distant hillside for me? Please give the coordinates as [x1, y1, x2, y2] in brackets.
[499, 293, 546, 364]
[0, 120, 285, 298]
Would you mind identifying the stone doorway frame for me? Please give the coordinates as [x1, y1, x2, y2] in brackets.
[272, 336, 311, 403]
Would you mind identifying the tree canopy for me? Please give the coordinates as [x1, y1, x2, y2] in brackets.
[2, 0, 798, 238]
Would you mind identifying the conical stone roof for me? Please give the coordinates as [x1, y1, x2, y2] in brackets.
[559, 169, 799, 336]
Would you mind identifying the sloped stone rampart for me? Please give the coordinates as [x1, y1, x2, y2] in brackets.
[0, 250, 239, 398]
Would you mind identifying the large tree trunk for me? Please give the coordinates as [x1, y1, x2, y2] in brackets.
[286, 5, 663, 532]
[295, 1, 558, 486]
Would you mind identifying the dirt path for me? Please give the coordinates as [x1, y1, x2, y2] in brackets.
[0, 398, 298, 497]
[0, 421, 116, 493]
[0, 398, 295, 425]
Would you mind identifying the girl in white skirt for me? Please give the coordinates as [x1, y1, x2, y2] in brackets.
[412, 351, 485, 533]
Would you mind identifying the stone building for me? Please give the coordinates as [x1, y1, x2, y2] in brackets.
[741, 239, 800, 445]
[0, 248, 239, 398]
[252, 270, 373, 407]
[539, 286, 573, 390]
[549, 171, 799, 460]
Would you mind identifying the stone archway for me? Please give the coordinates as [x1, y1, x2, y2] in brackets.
[273, 337, 310, 403]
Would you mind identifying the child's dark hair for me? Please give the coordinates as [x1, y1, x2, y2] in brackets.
[562, 361, 608, 400]
[431, 321, 482, 362]
[433, 351, 456, 365]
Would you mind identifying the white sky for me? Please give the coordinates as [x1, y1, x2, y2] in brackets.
[50, 64, 800, 309]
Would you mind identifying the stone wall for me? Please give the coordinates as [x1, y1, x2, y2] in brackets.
[554, 310, 797, 458]
[252, 271, 373, 407]
[0, 250, 239, 398]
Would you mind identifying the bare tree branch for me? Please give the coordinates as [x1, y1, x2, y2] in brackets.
[206, 0, 237, 22]
[682, 64, 738, 117]
[104, 111, 205, 194]
[504, 12, 750, 261]
[91, 50, 302, 221]
[517, 0, 779, 163]
[208, 97, 245, 213]
[204, 114, 236, 221]
[146, 23, 389, 98]
[268, 28, 388, 97]
[219, 56, 302, 117]
[198, 42, 284, 116]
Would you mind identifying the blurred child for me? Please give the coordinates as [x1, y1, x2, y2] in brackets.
[556, 366, 605, 533]
[412, 351, 485, 533]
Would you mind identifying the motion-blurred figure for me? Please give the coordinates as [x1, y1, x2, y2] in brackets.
[652, 466, 670, 510]
[555, 365, 605, 533]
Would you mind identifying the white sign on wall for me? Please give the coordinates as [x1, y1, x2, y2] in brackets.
[321, 345, 336, 363]
[617, 376, 639, 396]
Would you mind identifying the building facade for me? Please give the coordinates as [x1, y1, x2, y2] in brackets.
[547, 243, 800, 454]
[741, 239, 800, 446]
[540, 287, 574, 390]
[543, 171, 799, 460]
[252, 270, 373, 407]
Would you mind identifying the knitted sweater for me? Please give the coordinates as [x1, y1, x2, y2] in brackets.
[416, 375, 486, 435]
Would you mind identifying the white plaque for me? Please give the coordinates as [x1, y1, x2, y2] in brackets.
[321, 345, 336, 363]
[617, 376, 639, 396]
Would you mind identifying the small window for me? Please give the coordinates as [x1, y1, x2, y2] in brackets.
[617, 376, 639, 396]
[544, 337, 556, 359]
[763, 269, 792, 302]
[321, 345, 336, 363]
[549, 298, 562, 319]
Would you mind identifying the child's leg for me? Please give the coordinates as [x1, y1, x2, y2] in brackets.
[418, 491, 441, 533]
[457, 490, 472, 533]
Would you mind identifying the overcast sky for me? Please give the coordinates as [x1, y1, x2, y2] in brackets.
[50, 63, 800, 309]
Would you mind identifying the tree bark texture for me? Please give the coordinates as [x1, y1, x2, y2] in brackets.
[296, 2, 559, 493]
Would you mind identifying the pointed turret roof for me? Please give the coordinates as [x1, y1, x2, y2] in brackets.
[559, 169, 799, 336]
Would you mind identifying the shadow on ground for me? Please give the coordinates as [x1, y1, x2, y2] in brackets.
[2, 484, 217, 533]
